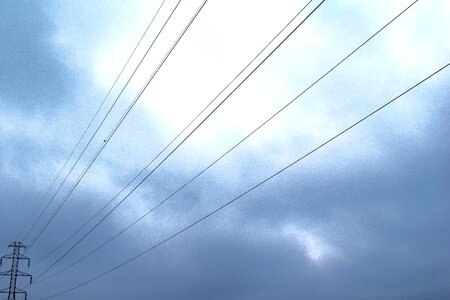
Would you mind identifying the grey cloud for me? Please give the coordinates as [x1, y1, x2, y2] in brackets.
[1, 1, 449, 299]
[0, 1, 75, 113]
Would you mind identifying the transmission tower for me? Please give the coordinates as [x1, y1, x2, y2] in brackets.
[0, 242, 32, 300]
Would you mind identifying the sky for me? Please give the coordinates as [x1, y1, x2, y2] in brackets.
[0, 0, 449, 299]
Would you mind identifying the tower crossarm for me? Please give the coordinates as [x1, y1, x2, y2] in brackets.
[16, 270, 32, 284]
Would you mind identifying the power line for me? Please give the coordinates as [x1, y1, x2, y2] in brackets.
[30, 0, 210, 276]
[20, 0, 168, 245]
[28, 0, 206, 257]
[32, 0, 325, 282]
[31, 0, 314, 269]
[25, 0, 179, 250]
[31, 0, 419, 284]
[17, 0, 166, 241]
[25, 0, 183, 252]
[16, 151, 69, 242]
[37, 59, 450, 300]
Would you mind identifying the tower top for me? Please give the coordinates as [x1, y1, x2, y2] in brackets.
[8, 242, 26, 249]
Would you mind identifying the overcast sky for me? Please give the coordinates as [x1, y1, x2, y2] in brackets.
[0, 0, 449, 299]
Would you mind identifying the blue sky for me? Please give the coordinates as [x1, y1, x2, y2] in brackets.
[0, 0, 449, 299]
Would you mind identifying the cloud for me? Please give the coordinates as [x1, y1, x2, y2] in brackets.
[0, 1, 76, 113]
[0, 0, 449, 299]
[282, 223, 339, 262]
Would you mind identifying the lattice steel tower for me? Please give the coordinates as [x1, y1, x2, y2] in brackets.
[0, 242, 32, 300]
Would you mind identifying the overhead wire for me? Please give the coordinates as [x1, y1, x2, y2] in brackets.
[16, 155, 68, 242]
[36, 58, 450, 300]
[30, 0, 419, 284]
[25, 0, 183, 251]
[19, 0, 168, 245]
[27, 0, 207, 256]
[20, 0, 168, 245]
[31, 0, 325, 282]
[32, 0, 315, 269]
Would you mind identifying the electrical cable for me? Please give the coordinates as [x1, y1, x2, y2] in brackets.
[32, 0, 325, 282]
[37, 59, 450, 300]
[25, 0, 182, 251]
[16, 155, 68, 242]
[20, 0, 169, 245]
[30, 0, 419, 283]
[31, 0, 314, 268]
[20, 0, 168, 245]
[28, 0, 205, 255]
